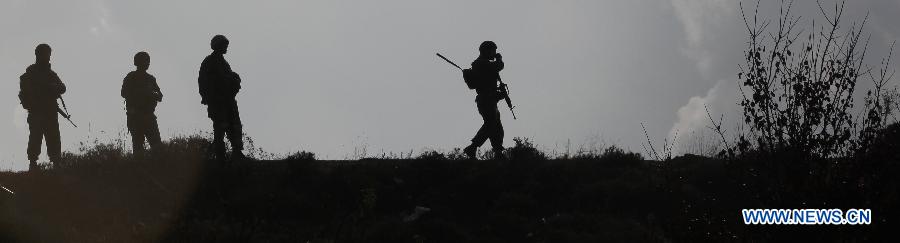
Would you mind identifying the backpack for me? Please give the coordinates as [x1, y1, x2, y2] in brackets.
[462, 68, 477, 90]
[18, 73, 31, 110]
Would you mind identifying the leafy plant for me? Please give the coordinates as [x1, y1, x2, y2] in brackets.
[507, 137, 547, 161]
[737, 0, 894, 158]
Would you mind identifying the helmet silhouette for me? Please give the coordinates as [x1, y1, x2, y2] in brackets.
[479, 41, 497, 54]
[35, 43, 52, 63]
[211, 35, 229, 51]
[35, 43, 51, 56]
[134, 51, 150, 67]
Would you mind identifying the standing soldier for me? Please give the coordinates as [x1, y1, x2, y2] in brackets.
[121, 51, 163, 159]
[463, 41, 506, 159]
[18, 44, 67, 171]
[198, 35, 244, 160]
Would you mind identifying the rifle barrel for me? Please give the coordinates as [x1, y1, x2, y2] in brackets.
[57, 107, 77, 127]
[57, 97, 77, 127]
[436, 53, 463, 70]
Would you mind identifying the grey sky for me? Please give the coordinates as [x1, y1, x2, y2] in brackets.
[1, 0, 898, 170]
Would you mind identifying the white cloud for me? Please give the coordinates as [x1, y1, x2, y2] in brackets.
[669, 79, 724, 139]
[670, 0, 738, 76]
[667, 79, 743, 155]
[666, 0, 900, 156]
[668, 0, 743, 155]
[671, 0, 735, 46]
[89, 0, 113, 36]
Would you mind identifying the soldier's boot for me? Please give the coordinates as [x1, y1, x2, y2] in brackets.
[211, 140, 227, 161]
[28, 160, 39, 172]
[464, 145, 477, 159]
[147, 141, 164, 161]
[146, 148, 162, 161]
[133, 148, 146, 161]
[492, 148, 505, 160]
[231, 149, 246, 161]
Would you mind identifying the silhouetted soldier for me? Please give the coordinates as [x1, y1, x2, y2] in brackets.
[18, 44, 66, 171]
[122, 51, 163, 158]
[463, 41, 506, 159]
[198, 35, 244, 160]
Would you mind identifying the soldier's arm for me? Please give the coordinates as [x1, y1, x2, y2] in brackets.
[121, 74, 130, 99]
[221, 58, 234, 73]
[211, 57, 233, 79]
[221, 59, 241, 94]
[20, 73, 29, 96]
[51, 72, 66, 96]
[198, 74, 208, 103]
[198, 59, 210, 103]
[19, 73, 31, 110]
[489, 58, 504, 86]
[151, 76, 163, 102]
[232, 72, 241, 93]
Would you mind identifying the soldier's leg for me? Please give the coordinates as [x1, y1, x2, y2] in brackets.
[208, 106, 226, 158]
[127, 114, 146, 158]
[145, 115, 162, 153]
[212, 121, 227, 158]
[226, 104, 244, 154]
[26, 113, 44, 163]
[488, 107, 504, 159]
[489, 108, 504, 151]
[227, 123, 244, 152]
[44, 114, 61, 163]
[224, 123, 244, 160]
[470, 101, 494, 147]
[472, 126, 490, 147]
[132, 131, 147, 158]
[466, 101, 497, 158]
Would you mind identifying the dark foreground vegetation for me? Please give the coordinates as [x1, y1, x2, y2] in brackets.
[0, 132, 897, 243]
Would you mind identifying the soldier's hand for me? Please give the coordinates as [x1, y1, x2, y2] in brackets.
[54, 83, 66, 95]
[495, 53, 502, 59]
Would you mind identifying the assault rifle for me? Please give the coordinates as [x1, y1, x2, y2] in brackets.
[436, 53, 517, 119]
[57, 96, 77, 128]
[497, 77, 516, 120]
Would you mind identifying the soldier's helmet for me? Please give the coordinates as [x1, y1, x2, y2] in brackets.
[479, 41, 497, 54]
[134, 51, 150, 67]
[35, 44, 51, 61]
[211, 35, 229, 51]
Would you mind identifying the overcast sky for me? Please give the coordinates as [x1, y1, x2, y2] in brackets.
[1, 0, 898, 170]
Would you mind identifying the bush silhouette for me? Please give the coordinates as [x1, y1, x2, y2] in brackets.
[737, 0, 895, 158]
[1, 133, 897, 241]
[506, 137, 547, 161]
